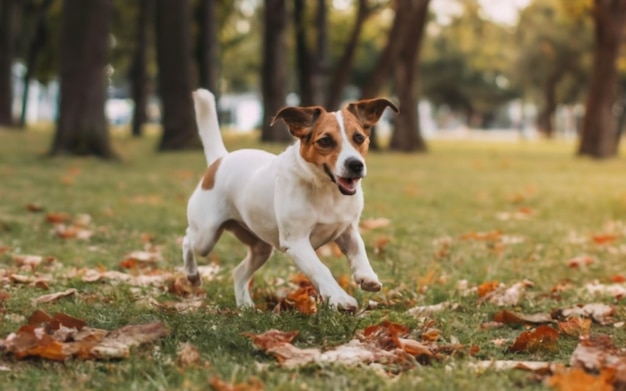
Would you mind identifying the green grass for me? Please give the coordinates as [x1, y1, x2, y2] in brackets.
[1, 126, 625, 390]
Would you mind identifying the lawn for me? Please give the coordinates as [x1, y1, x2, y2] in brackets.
[1, 127, 625, 390]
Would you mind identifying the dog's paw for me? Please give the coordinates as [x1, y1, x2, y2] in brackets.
[328, 295, 358, 313]
[187, 273, 202, 287]
[354, 274, 382, 292]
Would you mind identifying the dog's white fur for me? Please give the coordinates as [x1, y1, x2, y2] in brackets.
[183, 89, 397, 310]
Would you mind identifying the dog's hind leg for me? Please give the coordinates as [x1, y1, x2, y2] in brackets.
[226, 221, 273, 308]
[183, 224, 224, 286]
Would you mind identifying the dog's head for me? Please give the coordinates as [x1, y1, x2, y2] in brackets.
[272, 98, 398, 196]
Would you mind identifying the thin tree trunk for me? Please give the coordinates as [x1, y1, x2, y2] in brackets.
[50, 0, 114, 158]
[326, 0, 370, 111]
[20, 0, 54, 128]
[261, 0, 290, 142]
[294, 0, 314, 106]
[155, 0, 199, 150]
[313, 0, 328, 105]
[129, 0, 151, 137]
[537, 70, 560, 138]
[577, 0, 626, 158]
[389, 0, 430, 152]
[0, 0, 15, 126]
[197, 0, 220, 95]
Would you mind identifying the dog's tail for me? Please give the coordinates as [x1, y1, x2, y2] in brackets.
[193, 89, 228, 166]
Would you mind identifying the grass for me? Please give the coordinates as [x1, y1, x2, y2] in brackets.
[1, 126, 625, 390]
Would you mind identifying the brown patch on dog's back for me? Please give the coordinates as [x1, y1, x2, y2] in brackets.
[201, 157, 223, 190]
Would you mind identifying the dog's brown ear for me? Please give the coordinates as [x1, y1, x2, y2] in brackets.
[271, 106, 324, 138]
[346, 98, 399, 133]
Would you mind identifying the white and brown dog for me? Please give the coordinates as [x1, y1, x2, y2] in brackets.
[183, 89, 398, 311]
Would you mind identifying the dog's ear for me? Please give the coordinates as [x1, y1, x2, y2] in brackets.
[346, 98, 399, 133]
[271, 106, 324, 139]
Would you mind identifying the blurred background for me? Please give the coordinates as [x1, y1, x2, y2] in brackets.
[0, 0, 624, 158]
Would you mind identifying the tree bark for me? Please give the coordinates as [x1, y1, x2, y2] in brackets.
[50, 0, 114, 157]
[197, 0, 220, 96]
[155, 0, 199, 150]
[389, 0, 430, 152]
[129, 0, 151, 137]
[0, 0, 15, 126]
[326, 0, 371, 111]
[537, 69, 561, 138]
[294, 0, 327, 107]
[20, 0, 54, 128]
[261, 0, 290, 142]
[577, 0, 626, 158]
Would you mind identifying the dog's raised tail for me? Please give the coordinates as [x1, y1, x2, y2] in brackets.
[193, 89, 228, 166]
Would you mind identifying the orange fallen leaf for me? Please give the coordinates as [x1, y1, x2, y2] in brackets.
[567, 256, 595, 268]
[508, 325, 559, 353]
[477, 281, 500, 298]
[209, 376, 264, 391]
[45, 212, 72, 224]
[241, 329, 299, 350]
[558, 317, 591, 338]
[549, 367, 614, 391]
[493, 310, 553, 325]
[591, 234, 617, 245]
[609, 275, 625, 283]
[26, 203, 44, 212]
[460, 230, 502, 241]
[360, 217, 391, 231]
[374, 236, 390, 254]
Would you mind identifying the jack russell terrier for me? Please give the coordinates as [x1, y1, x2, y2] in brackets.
[183, 89, 398, 311]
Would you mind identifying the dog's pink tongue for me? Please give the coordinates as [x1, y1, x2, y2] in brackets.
[338, 177, 359, 193]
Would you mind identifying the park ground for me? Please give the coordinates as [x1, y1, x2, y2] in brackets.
[0, 127, 625, 390]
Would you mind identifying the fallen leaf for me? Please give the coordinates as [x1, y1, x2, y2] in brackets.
[12, 254, 56, 270]
[31, 288, 78, 305]
[89, 322, 170, 359]
[585, 281, 626, 300]
[567, 256, 596, 268]
[549, 367, 614, 391]
[508, 325, 559, 353]
[373, 236, 390, 254]
[45, 212, 71, 224]
[360, 218, 391, 231]
[558, 303, 615, 325]
[477, 281, 500, 298]
[26, 203, 44, 212]
[591, 234, 617, 245]
[470, 360, 557, 373]
[242, 329, 299, 350]
[558, 317, 591, 338]
[209, 376, 264, 391]
[177, 342, 201, 367]
[406, 302, 457, 316]
[460, 230, 502, 241]
[493, 310, 553, 325]
[481, 280, 533, 306]
[570, 334, 626, 380]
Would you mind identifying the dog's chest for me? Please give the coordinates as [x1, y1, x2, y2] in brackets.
[307, 190, 362, 248]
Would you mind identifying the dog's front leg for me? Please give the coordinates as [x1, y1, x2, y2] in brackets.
[283, 239, 358, 311]
[335, 223, 382, 292]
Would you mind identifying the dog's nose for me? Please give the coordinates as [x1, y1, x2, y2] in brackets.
[346, 158, 364, 176]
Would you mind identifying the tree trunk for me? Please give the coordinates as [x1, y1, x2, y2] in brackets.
[129, 0, 151, 137]
[155, 0, 199, 150]
[50, 0, 114, 157]
[389, 0, 429, 152]
[577, 0, 626, 158]
[197, 0, 220, 95]
[294, 0, 314, 106]
[0, 0, 15, 126]
[20, 0, 54, 128]
[326, 0, 371, 111]
[537, 70, 560, 138]
[313, 0, 328, 105]
[261, 0, 290, 142]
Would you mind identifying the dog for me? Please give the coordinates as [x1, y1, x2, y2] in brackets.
[183, 89, 398, 311]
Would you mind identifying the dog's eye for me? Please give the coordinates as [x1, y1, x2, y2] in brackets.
[317, 136, 335, 148]
[353, 132, 366, 145]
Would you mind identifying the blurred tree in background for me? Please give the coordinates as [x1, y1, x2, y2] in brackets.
[0, 0, 625, 158]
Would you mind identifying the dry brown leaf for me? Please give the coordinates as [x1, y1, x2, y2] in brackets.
[493, 310, 553, 325]
[12, 254, 56, 270]
[585, 282, 626, 300]
[591, 234, 618, 245]
[481, 280, 533, 306]
[567, 256, 596, 268]
[209, 376, 264, 391]
[570, 334, 626, 385]
[470, 360, 558, 373]
[177, 342, 201, 367]
[477, 281, 500, 298]
[26, 203, 44, 212]
[285, 286, 317, 315]
[558, 317, 591, 338]
[45, 212, 71, 224]
[120, 249, 162, 269]
[89, 322, 170, 359]
[31, 288, 77, 305]
[460, 230, 502, 241]
[559, 303, 615, 325]
[508, 325, 559, 353]
[548, 367, 614, 391]
[242, 329, 299, 350]
[360, 217, 391, 231]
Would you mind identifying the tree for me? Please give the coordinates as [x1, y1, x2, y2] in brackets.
[516, 0, 591, 137]
[260, 0, 290, 142]
[128, 0, 152, 137]
[0, 0, 15, 126]
[155, 0, 198, 150]
[577, 0, 626, 158]
[19, 0, 55, 128]
[196, 0, 220, 96]
[50, 0, 114, 157]
[389, 0, 430, 152]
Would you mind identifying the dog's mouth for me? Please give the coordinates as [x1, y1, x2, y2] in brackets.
[337, 176, 361, 196]
[323, 164, 362, 196]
